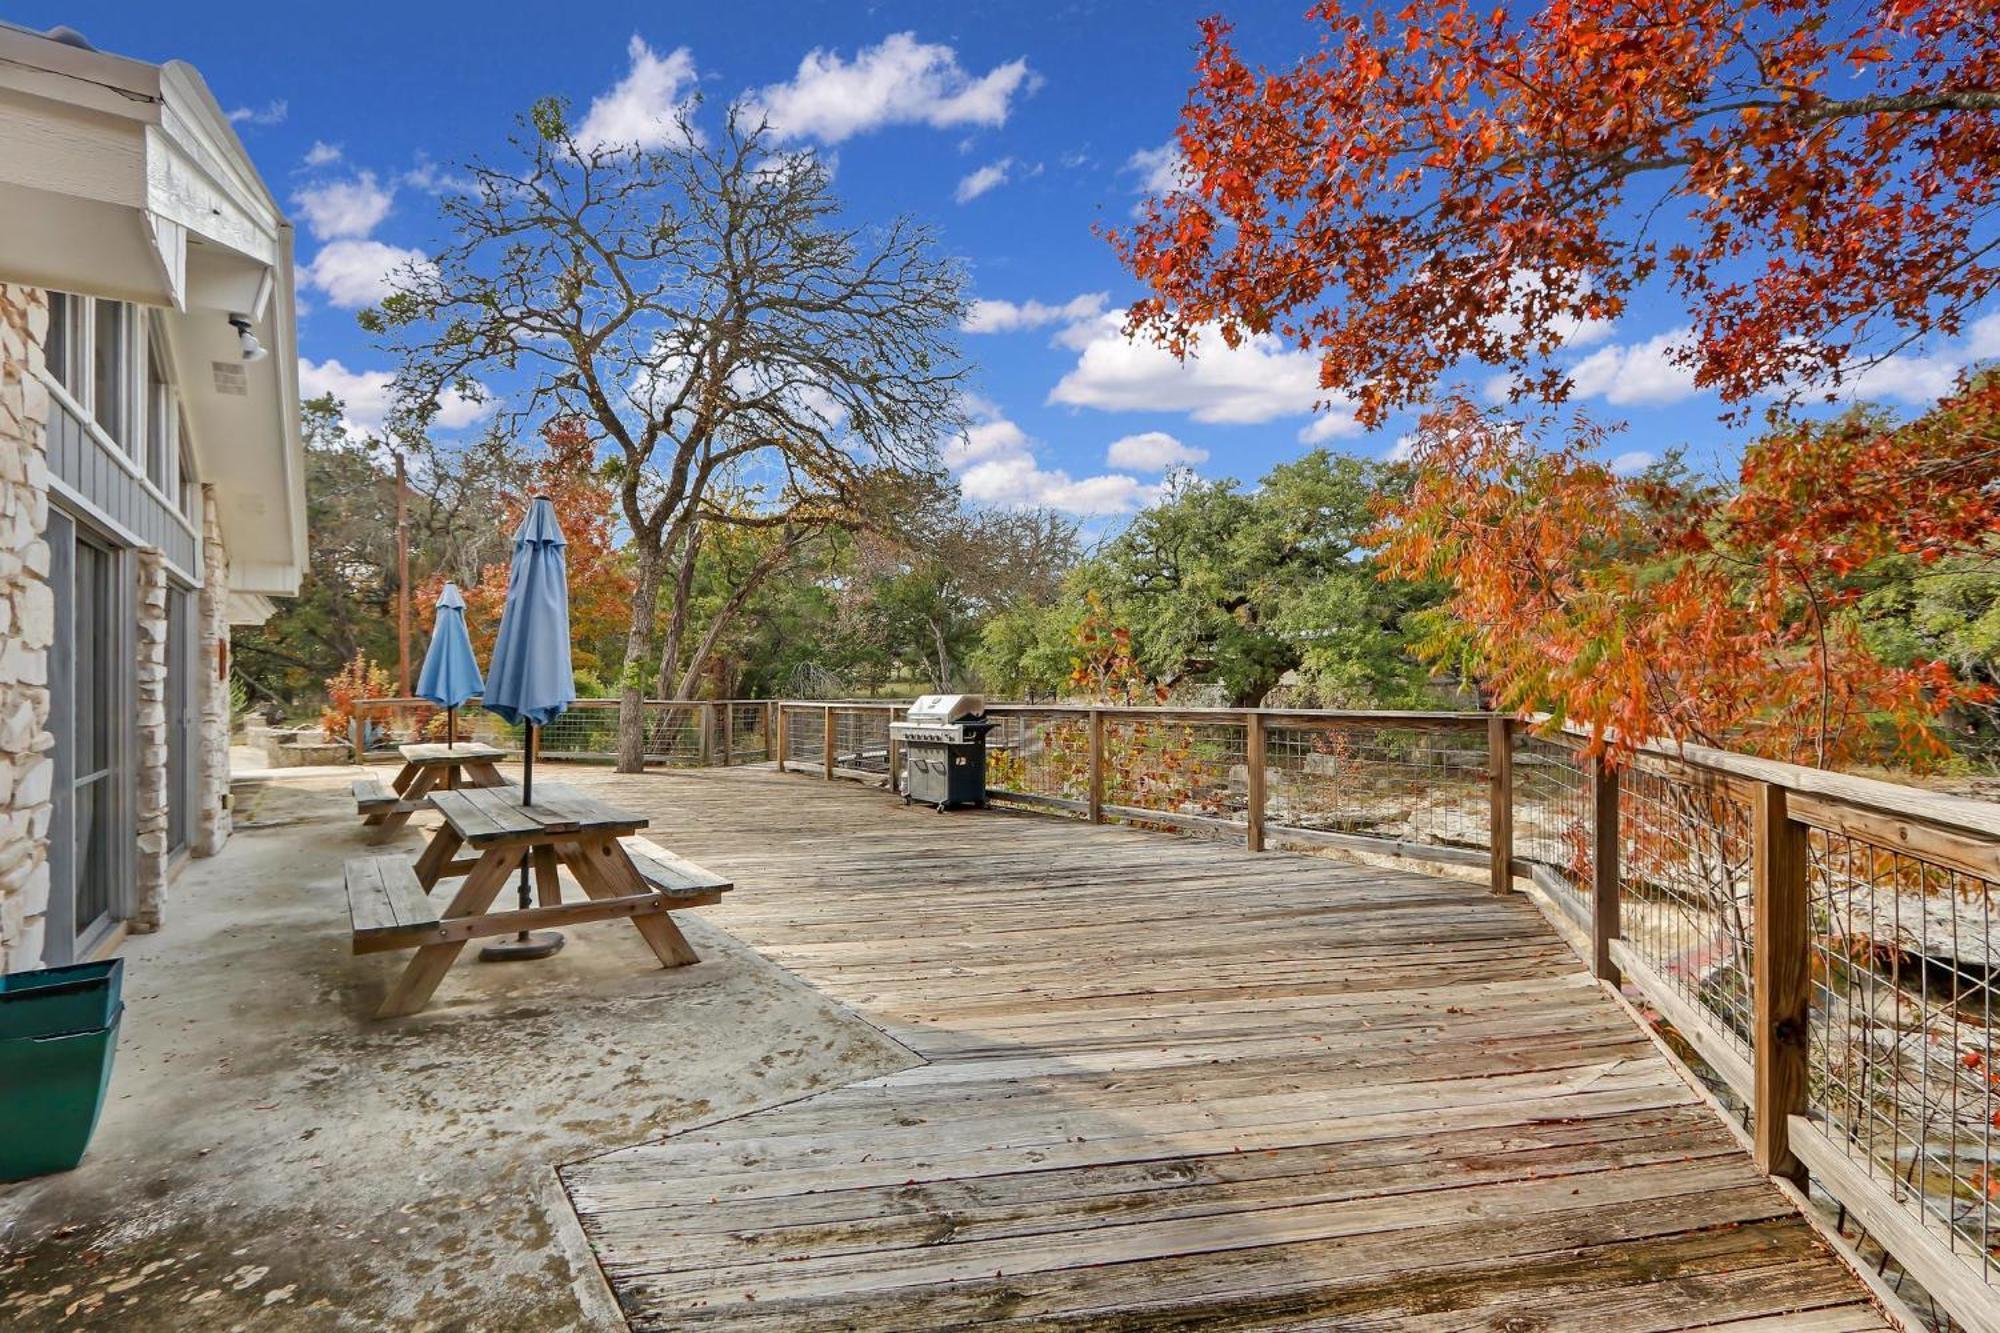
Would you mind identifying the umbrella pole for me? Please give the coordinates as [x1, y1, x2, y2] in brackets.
[447, 706, 456, 747]
[480, 718, 563, 962]
[519, 720, 535, 911]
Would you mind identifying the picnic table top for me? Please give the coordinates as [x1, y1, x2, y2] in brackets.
[397, 742, 508, 764]
[427, 782, 648, 845]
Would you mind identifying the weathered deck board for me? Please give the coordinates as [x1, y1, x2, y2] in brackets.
[560, 767, 1888, 1331]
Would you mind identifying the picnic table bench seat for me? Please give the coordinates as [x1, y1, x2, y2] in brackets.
[353, 778, 427, 818]
[622, 840, 732, 903]
[345, 855, 442, 953]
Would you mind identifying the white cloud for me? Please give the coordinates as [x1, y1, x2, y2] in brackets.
[1568, 327, 1701, 406]
[1609, 450, 1656, 476]
[1106, 431, 1207, 471]
[749, 33, 1035, 144]
[303, 141, 343, 167]
[955, 158, 1013, 204]
[298, 357, 494, 434]
[292, 171, 393, 241]
[401, 155, 478, 195]
[576, 36, 701, 152]
[1126, 140, 1187, 196]
[1296, 413, 1363, 444]
[1831, 313, 2000, 405]
[942, 416, 1031, 469]
[299, 239, 432, 308]
[962, 292, 1108, 336]
[944, 402, 1155, 515]
[1049, 314, 1331, 424]
[227, 99, 287, 127]
[299, 357, 393, 430]
[960, 453, 1157, 515]
[1386, 434, 1417, 463]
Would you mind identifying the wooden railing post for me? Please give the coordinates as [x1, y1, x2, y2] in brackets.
[775, 704, 788, 772]
[1488, 715, 1513, 894]
[887, 705, 901, 795]
[822, 705, 836, 780]
[1590, 754, 1621, 984]
[1245, 711, 1266, 853]
[699, 702, 714, 767]
[1752, 781, 1810, 1185]
[351, 714, 364, 765]
[1087, 708, 1105, 824]
[720, 701, 733, 767]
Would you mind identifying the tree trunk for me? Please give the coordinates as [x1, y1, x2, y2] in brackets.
[655, 524, 704, 698]
[930, 618, 952, 691]
[617, 540, 664, 772]
[673, 535, 801, 699]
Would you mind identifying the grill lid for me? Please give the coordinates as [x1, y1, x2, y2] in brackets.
[905, 693, 985, 724]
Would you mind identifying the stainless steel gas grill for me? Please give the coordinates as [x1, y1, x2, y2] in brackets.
[890, 694, 994, 811]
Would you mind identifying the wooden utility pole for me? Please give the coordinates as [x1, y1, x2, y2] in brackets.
[395, 451, 412, 697]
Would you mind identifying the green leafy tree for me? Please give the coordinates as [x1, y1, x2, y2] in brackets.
[1049, 453, 1435, 706]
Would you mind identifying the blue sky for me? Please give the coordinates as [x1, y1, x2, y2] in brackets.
[26, 1, 1997, 521]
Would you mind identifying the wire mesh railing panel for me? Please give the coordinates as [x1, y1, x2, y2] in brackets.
[1618, 764, 1758, 1069]
[638, 705, 704, 765]
[535, 701, 622, 761]
[985, 710, 1093, 809]
[728, 703, 771, 762]
[783, 705, 824, 767]
[1264, 720, 1490, 850]
[832, 707, 893, 776]
[1515, 733, 1594, 917]
[1101, 717, 1249, 826]
[1807, 823, 2000, 1288]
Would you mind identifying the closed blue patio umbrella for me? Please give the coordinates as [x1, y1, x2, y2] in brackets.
[479, 496, 575, 960]
[415, 582, 482, 747]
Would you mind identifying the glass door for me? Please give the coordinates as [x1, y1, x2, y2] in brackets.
[46, 510, 128, 964]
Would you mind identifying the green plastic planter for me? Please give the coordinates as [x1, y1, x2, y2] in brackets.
[0, 959, 124, 1181]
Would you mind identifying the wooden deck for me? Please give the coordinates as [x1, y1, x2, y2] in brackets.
[560, 767, 1888, 1331]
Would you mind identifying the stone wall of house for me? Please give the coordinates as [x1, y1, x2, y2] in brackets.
[0, 283, 54, 973]
[133, 548, 168, 929]
[194, 484, 231, 857]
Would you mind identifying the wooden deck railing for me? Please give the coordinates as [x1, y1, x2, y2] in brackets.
[348, 691, 2000, 1327]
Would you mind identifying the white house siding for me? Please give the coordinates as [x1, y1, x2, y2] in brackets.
[0, 282, 55, 972]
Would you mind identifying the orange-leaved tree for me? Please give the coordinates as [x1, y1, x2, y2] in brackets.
[319, 651, 396, 742]
[1373, 382, 1999, 769]
[423, 417, 634, 681]
[1114, 1, 1999, 426]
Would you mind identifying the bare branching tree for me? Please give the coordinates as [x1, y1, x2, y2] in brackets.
[371, 99, 966, 769]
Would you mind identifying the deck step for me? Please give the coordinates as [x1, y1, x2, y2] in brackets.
[344, 856, 440, 952]
[622, 839, 733, 900]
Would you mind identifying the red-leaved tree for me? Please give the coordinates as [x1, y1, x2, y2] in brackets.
[1115, 1, 1999, 425]
[424, 418, 634, 681]
[1374, 381, 1999, 768]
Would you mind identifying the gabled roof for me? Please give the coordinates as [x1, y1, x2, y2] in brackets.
[0, 22, 305, 610]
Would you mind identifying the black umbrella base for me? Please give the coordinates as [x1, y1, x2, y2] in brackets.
[478, 931, 565, 962]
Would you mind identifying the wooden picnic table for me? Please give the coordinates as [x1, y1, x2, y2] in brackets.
[355, 742, 511, 838]
[346, 782, 731, 1018]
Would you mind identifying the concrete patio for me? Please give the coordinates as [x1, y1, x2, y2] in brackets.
[0, 762, 914, 1330]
